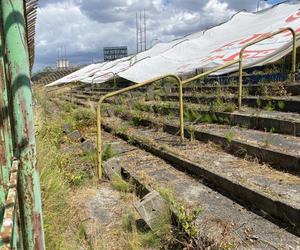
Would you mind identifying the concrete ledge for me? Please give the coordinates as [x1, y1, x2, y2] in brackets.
[102, 121, 300, 234]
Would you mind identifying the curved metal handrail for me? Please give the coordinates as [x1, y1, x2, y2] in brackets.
[96, 28, 298, 180]
[96, 74, 183, 179]
[238, 27, 297, 109]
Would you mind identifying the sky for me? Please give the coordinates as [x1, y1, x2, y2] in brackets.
[33, 0, 289, 72]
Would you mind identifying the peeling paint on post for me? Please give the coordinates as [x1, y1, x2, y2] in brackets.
[1, 0, 45, 249]
[0, 2, 13, 221]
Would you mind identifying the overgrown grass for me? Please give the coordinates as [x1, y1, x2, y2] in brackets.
[37, 108, 76, 249]
[35, 89, 93, 249]
[120, 207, 172, 249]
[111, 173, 133, 193]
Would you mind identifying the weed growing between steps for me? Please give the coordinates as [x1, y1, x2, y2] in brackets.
[111, 171, 205, 249]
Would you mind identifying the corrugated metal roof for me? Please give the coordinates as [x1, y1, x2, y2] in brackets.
[25, 0, 38, 70]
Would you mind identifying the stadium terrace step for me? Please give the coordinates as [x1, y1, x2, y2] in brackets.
[60, 96, 87, 106]
[111, 108, 300, 174]
[102, 116, 300, 238]
[162, 94, 300, 113]
[170, 82, 300, 96]
[69, 91, 108, 99]
[134, 101, 300, 136]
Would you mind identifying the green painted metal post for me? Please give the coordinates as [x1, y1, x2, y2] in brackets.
[1, 0, 45, 249]
[0, 6, 13, 216]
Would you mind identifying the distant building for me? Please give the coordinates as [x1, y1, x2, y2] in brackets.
[103, 46, 128, 61]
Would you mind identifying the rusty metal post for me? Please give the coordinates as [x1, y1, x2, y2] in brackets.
[0, 6, 13, 216]
[1, 0, 45, 249]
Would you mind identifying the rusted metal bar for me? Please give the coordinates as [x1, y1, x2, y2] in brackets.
[0, 5, 13, 218]
[0, 160, 19, 248]
[238, 27, 297, 109]
[1, 0, 45, 248]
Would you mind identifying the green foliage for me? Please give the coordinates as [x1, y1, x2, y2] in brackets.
[78, 222, 87, 240]
[224, 103, 236, 113]
[157, 186, 202, 238]
[129, 115, 144, 127]
[277, 101, 285, 110]
[256, 98, 262, 108]
[225, 130, 234, 144]
[133, 101, 150, 112]
[120, 210, 162, 249]
[264, 101, 274, 111]
[262, 128, 274, 148]
[115, 123, 129, 135]
[209, 98, 224, 112]
[189, 126, 195, 142]
[200, 113, 213, 124]
[111, 173, 133, 193]
[184, 109, 201, 123]
[102, 144, 115, 161]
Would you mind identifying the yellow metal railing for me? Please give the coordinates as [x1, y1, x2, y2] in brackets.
[238, 27, 297, 109]
[96, 27, 297, 179]
[96, 61, 239, 179]
[96, 74, 183, 179]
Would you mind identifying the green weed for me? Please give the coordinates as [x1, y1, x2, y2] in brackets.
[224, 103, 236, 113]
[111, 173, 133, 193]
[225, 130, 234, 144]
[102, 144, 115, 161]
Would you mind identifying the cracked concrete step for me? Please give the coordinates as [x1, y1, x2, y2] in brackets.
[101, 130, 300, 249]
[136, 100, 300, 136]
[113, 108, 300, 174]
[162, 94, 300, 113]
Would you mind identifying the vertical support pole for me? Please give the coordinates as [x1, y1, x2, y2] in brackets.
[113, 74, 117, 88]
[97, 100, 103, 180]
[0, 5, 12, 217]
[1, 0, 45, 249]
[179, 81, 184, 142]
[291, 29, 297, 82]
[238, 55, 243, 110]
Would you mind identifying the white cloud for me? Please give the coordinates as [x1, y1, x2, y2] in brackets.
[33, 0, 273, 71]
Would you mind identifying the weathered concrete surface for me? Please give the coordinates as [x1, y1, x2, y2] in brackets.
[102, 132, 300, 249]
[70, 183, 139, 249]
[103, 158, 122, 179]
[135, 191, 169, 230]
[102, 116, 300, 238]
[143, 101, 300, 136]
[68, 130, 82, 142]
[114, 108, 300, 173]
[80, 139, 95, 152]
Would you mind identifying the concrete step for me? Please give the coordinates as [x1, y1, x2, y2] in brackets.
[162, 94, 300, 113]
[171, 82, 300, 96]
[112, 107, 300, 174]
[135, 100, 300, 136]
[102, 116, 300, 239]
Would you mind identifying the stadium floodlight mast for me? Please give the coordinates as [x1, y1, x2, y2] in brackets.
[257, 0, 268, 11]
